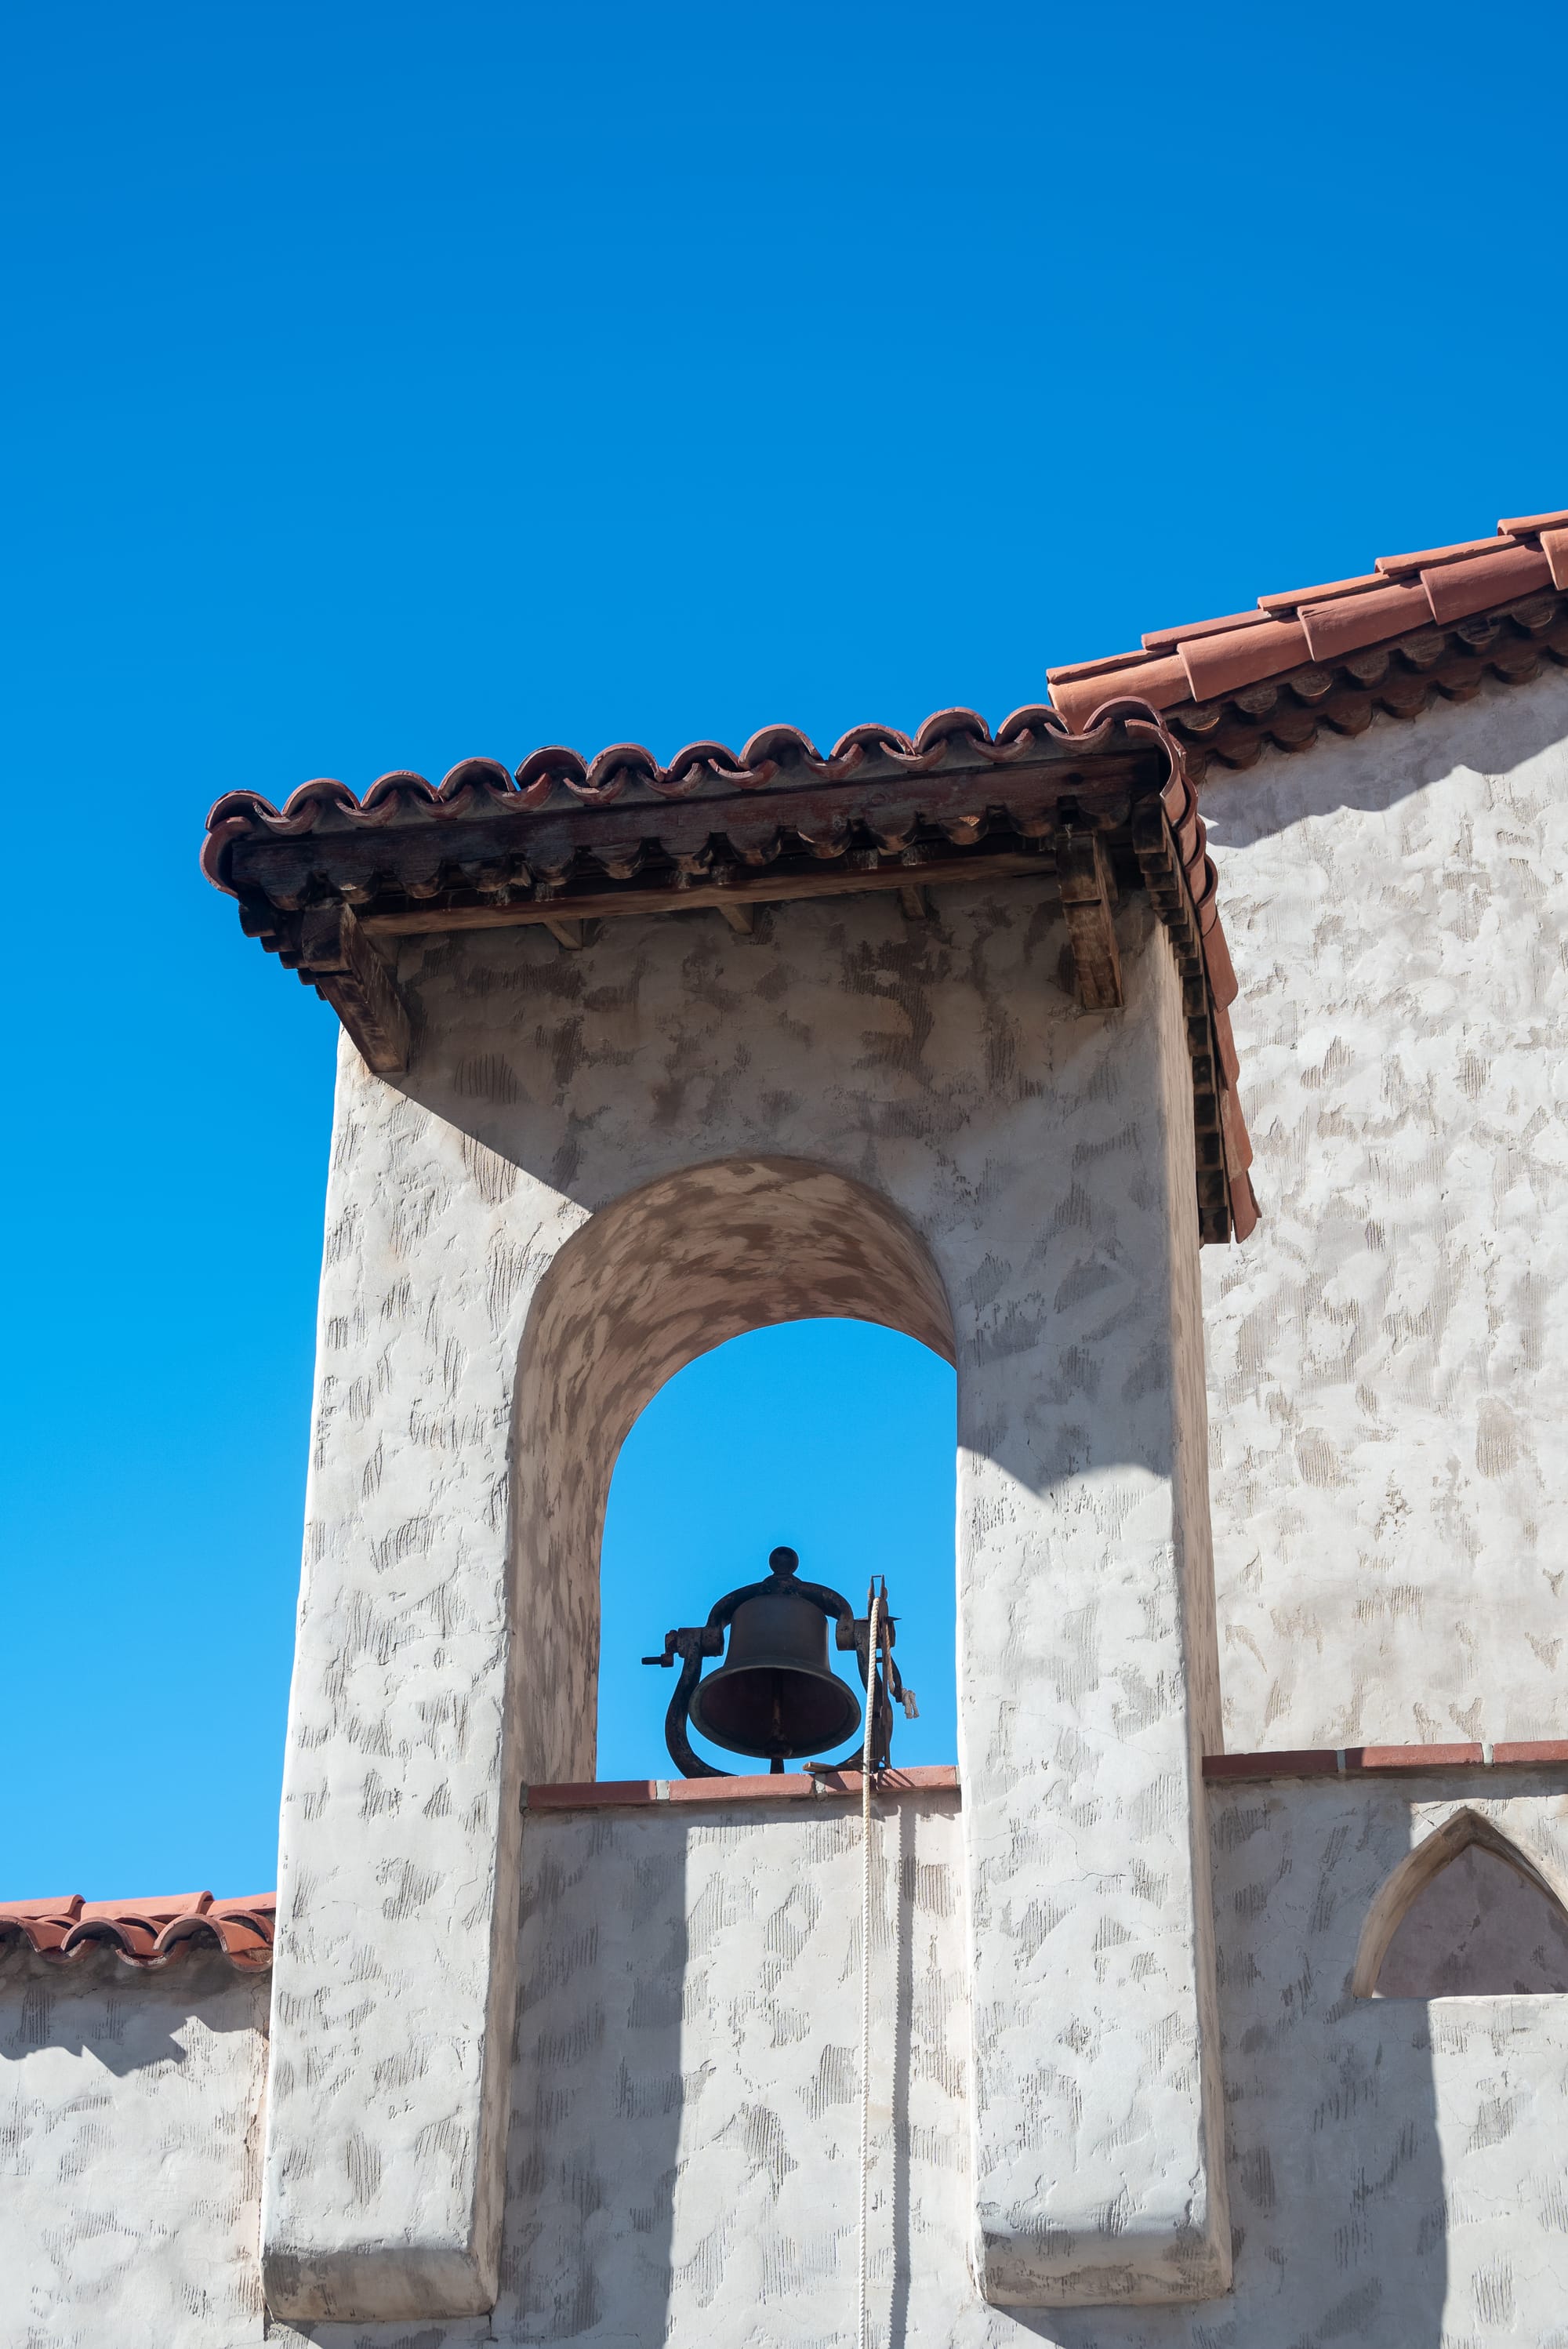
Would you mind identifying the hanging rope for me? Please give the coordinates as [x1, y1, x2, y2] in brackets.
[858, 1581, 883, 2349]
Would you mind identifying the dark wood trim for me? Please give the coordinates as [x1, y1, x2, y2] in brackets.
[1131, 801, 1232, 1244]
[359, 844, 1060, 938]
[297, 903, 412, 1076]
[1054, 831, 1123, 1009]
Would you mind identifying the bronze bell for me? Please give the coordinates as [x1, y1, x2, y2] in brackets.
[688, 1548, 862, 1763]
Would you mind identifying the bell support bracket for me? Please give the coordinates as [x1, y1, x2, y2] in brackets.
[641, 1551, 906, 1779]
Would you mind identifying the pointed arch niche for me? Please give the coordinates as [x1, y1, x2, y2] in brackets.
[507, 1156, 956, 1785]
[1354, 1810, 1568, 1999]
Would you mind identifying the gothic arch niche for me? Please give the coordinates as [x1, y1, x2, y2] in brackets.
[1354, 1810, 1568, 1999]
[507, 1155, 956, 1786]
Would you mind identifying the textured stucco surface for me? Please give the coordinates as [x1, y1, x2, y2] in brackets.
[293, 1772, 1568, 2347]
[262, 880, 1225, 2311]
[0, 1951, 267, 2346]
[1202, 674, 1568, 1749]
[21, 1776, 1568, 2344]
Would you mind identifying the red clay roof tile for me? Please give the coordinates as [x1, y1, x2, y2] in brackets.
[1422, 543, 1552, 623]
[1045, 502, 1567, 744]
[1140, 608, 1272, 653]
[1048, 654, 1189, 731]
[1299, 579, 1431, 663]
[1039, 646, 1156, 685]
[1498, 510, 1568, 536]
[1179, 616, 1309, 702]
[78, 1891, 212, 1920]
[0, 1890, 275, 1971]
[1375, 534, 1517, 576]
[1256, 572, 1385, 615]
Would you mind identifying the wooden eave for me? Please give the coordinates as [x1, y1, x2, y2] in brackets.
[204, 702, 1258, 1243]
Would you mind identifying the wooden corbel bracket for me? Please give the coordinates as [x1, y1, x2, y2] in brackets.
[297, 903, 412, 1076]
[1054, 830, 1123, 1010]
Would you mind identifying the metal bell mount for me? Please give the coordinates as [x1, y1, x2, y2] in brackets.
[641, 1546, 914, 1779]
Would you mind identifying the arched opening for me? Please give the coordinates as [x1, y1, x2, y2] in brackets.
[508, 1156, 956, 1786]
[1355, 1810, 1568, 1999]
[597, 1318, 956, 1779]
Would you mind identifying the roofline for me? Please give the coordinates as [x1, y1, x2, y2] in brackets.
[1047, 507, 1568, 763]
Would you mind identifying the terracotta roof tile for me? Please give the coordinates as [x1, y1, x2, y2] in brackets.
[1047, 657, 1189, 730]
[1045, 502, 1568, 765]
[0, 1890, 275, 1971]
[1499, 509, 1568, 536]
[999, 646, 1150, 686]
[1140, 608, 1272, 653]
[1375, 534, 1514, 577]
[1299, 580, 1430, 663]
[1421, 543, 1552, 623]
[1179, 616, 1309, 703]
[1256, 572, 1384, 615]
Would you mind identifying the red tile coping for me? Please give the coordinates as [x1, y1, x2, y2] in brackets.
[524, 1765, 960, 1813]
[1047, 504, 1568, 737]
[1205, 1742, 1568, 1784]
[0, 1891, 275, 1970]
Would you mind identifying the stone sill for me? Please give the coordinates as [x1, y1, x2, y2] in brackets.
[1206, 1741, 1568, 1784]
[521, 1764, 960, 1813]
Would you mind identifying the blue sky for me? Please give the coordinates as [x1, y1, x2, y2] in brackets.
[3, 1, 1564, 1897]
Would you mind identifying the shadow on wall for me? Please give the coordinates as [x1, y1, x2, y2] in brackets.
[495, 1791, 965, 2347]
[1007, 1799, 1455, 2349]
[1358, 1808, 1568, 2000]
[1198, 664, 1568, 850]
[1012, 1800, 1568, 2349]
[500, 1805, 690, 2336]
[1, 1948, 263, 2073]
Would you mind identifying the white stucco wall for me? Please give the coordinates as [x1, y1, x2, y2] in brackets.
[0, 1951, 267, 2345]
[1201, 673, 1568, 1749]
[481, 1772, 1568, 2349]
[16, 1772, 1568, 2346]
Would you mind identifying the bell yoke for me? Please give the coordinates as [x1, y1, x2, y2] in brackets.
[641, 1547, 914, 1778]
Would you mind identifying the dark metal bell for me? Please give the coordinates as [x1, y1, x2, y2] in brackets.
[688, 1569, 862, 1761]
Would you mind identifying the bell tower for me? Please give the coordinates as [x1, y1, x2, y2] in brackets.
[205, 698, 1254, 2323]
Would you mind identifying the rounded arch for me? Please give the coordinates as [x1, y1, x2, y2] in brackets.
[508, 1155, 956, 1784]
[1352, 1806, 1568, 1998]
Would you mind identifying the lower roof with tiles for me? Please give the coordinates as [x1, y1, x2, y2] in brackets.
[1047, 506, 1568, 761]
[0, 1891, 276, 1970]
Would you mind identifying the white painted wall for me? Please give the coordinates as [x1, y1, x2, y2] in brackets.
[1201, 673, 1568, 1749]
[0, 1951, 267, 2344]
[15, 1772, 1568, 2345]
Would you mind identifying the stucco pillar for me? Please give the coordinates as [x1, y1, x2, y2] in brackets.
[952, 903, 1229, 2304]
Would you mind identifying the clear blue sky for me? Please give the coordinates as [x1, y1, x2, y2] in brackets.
[3, 2, 1563, 1897]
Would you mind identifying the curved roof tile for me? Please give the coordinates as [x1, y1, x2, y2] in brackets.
[0, 1891, 275, 1972]
[1048, 506, 1568, 745]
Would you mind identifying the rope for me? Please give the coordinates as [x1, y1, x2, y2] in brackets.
[858, 1583, 882, 2349]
